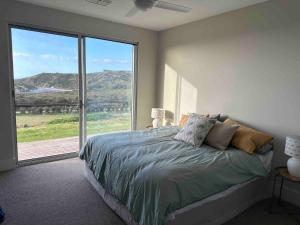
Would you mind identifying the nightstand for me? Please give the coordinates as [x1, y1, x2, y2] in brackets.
[269, 166, 300, 216]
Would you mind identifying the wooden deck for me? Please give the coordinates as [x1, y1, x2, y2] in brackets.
[18, 137, 79, 161]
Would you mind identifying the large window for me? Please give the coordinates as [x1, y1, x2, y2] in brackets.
[10, 26, 136, 163]
[85, 37, 134, 137]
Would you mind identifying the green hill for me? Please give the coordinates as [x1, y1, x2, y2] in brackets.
[15, 70, 131, 92]
[15, 71, 132, 108]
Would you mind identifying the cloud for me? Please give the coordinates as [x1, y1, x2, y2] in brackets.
[102, 58, 113, 63]
[116, 59, 131, 64]
[13, 52, 77, 62]
[13, 52, 31, 58]
[40, 54, 57, 60]
[92, 58, 131, 64]
[40, 54, 77, 62]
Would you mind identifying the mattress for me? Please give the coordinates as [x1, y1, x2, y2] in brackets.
[84, 162, 271, 225]
[80, 127, 271, 225]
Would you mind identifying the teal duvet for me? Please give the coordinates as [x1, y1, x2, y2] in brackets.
[80, 126, 268, 225]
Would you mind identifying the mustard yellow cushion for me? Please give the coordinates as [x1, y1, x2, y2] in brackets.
[178, 115, 189, 127]
[224, 119, 273, 154]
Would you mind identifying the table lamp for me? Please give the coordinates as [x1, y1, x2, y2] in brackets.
[151, 108, 165, 128]
[285, 136, 300, 177]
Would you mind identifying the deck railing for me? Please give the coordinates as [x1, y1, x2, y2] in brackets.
[15, 101, 130, 114]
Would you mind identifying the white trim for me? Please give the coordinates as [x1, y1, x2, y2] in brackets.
[276, 182, 300, 208]
[18, 153, 78, 167]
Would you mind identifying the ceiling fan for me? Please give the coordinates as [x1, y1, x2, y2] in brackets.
[126, 0, 192, 17]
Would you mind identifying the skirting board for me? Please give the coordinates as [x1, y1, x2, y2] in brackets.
[18, 152, 78, 167]
[0, 159, 16, 171]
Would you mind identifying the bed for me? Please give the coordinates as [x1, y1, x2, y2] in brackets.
[80, 126, 273, 225]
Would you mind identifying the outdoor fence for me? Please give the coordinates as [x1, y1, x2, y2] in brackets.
[15, 101, 131, 114]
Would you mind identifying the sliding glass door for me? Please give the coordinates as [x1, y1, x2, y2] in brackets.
[84, 37, 134, 138]
[11, 27, 80, 162]
[10, 26, 136, 163]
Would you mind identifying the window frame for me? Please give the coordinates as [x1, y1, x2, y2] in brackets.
[8, 23, 138, 166]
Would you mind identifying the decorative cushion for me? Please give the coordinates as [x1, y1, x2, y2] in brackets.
[205, 122, 239, 150]
[209, 114, 228, 122]
[210, 114, 221, 121]
[224, 119, 273, 154]
[178, 114, 190, 127]
[174, 116, 216, 146]
[219, 115, 229, 122]
[178, 113, 209, 127]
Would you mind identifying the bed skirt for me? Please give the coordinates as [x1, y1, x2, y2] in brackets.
[84, 162, 271, 225]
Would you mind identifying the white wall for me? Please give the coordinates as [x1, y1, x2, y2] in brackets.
[0, 0, 158, 171]
[157, 0, 300, 205]
[158, 0, 300, 168]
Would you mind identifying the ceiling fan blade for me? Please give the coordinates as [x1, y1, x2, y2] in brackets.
[126, 7, 139, 17]
[86, 0, 98, 3]
[86, 0, 112, 6]
[155, 1, 191, 13]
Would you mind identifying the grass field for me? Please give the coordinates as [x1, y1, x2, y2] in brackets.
[16, 112, 131, 142]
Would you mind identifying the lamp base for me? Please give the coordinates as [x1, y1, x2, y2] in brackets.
[152, 118, 162, 128]
[287, 157, 300, 177]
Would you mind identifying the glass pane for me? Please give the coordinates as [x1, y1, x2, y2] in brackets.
[85, 37, 133, 137]
[11, 28, 79, 161]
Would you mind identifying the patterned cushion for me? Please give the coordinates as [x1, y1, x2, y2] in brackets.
[174, 116, 216, 146]
[178, 113, 209, 127]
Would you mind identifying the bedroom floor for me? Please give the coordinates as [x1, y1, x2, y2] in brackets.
[0, 158, 299, 225]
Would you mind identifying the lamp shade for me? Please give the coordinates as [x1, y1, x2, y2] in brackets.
[285, 136, 300, 159]
[151, 108, 165, 119]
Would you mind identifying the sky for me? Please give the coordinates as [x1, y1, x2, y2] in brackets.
[11, 28, 133, 79]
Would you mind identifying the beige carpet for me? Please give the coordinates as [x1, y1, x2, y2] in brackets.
[0, 158, 299, 225]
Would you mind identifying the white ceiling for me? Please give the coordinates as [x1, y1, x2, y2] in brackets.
[16, 0, 268, 31]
